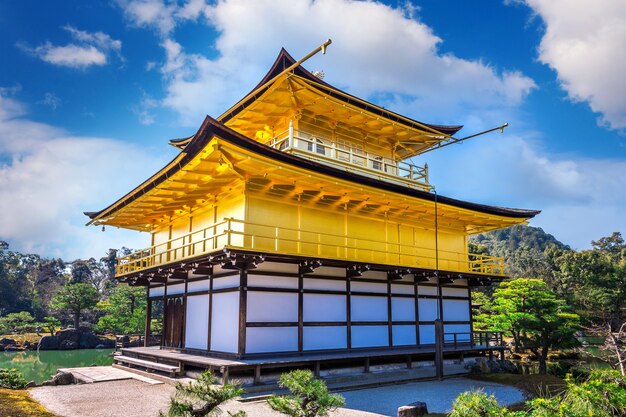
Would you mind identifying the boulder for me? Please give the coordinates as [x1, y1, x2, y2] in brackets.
[42, 371, 76, 386]
[97, 338, 115, 348]
[38, 335, 60, 350]
[59, 340, 78, 350]
[56, 328, 81, 344]
[0, 337, 16, 346]
[79, 332, 101, 349]
[398, 402, 428, 417]
[467, 357, 519, 374]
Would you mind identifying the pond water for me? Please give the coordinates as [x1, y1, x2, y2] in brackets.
[0, 349, 114, 384]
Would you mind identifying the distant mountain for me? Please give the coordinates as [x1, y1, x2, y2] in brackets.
[470, 225, 570, 257]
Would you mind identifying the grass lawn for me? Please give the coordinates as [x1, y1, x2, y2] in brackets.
[0, 333, 47, 346]
[423, 373, 567, 417]
[0, 389, 57, 417]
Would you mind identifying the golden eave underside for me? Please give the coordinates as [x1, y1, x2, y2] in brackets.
[223, 74, 449, 159]
[93, 136, 527, 235]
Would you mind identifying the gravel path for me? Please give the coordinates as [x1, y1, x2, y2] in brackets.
[30, 376, 524, 417]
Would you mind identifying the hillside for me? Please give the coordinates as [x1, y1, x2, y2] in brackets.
[470, 225, 569, 257]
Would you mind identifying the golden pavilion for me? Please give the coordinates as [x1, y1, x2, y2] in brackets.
[85, 41, 538, 381]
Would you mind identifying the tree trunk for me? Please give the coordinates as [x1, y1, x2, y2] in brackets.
[73, 310, 80, 329]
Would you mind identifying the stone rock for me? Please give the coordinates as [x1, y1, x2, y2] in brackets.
[42, 371, 76, 386]
[0, 345, 4, 352]
[25, 381, 37, 388]
[38, 335, 60, 350]
[97, 338, 115, 348]
[0, 337, 16, 346]
[398, 401, 428, 417]
[59, 340, 78, 350]
[79, 332, 101, 349]
[467, 357, 519, 374]
[56, 328, 81, 344]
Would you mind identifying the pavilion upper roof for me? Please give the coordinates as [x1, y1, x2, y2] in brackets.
[85, 115, 539, 232]
[169, 48, 463, 159]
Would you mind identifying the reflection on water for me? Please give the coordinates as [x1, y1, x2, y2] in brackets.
[0, 349, 114, 383]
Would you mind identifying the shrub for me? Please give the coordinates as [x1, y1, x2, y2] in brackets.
[160, 371, 245, 417]
[268, 369, 345, 417]
[0, 369, 29, 389]
[0, 312, 35, 334]
[528, 370, 626, 417]
[449, 390, 513, 417]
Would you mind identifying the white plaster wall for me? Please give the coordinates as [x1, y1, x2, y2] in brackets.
[303, 294, 346, 322]
[187, 279, 210, 293]
[444, 324, 471, 342]
[359, 271, 387, 280]
[248, 275, 298, 289]
[418, 299, 439, 321]
[351, 296, 387, 322]
[303, 326, 347, 350]
[303, 278, 346, 291]
[210, 292, 239, 353]
[441, 287, 469, 297]
[391, 284, 414, 295]
[247, 291, 298, 322]
[149, 286, 164, 297]
[419, 325, 435, 344]
[351, 325, 388, 348]
[212, 275, 240, 290]
[442, 299, 470, 322]
[393, 325, 416, 346]
[391, 298, 415, 321]
[418, 285, 438, 296]
[351, 281, 387, 293]
[167, 283, 185, 295]
[184, 295, 209, 350]
[246, 327, 298, 353]
[253, 262, 298, 273]
[308, 266, 345, 277]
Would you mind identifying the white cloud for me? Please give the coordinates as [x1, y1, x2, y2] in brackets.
[39, 93, 62, 110]
[118, 0, 209, 35]
[521, 0, 626, 130]
[0, 88, 170, 260]
[18, 26, 123, 69]
[421, 132, 626, 249]
[132, 91, 158, 125]
[149, 0, 536, 126]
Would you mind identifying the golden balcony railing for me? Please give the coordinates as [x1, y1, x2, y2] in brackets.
[264, 129, 431, 191]
[116, 218, 505, 277]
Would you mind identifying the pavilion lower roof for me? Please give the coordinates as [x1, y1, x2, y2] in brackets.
[85, 116, 539, 234]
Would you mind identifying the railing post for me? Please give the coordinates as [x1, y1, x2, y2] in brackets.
[227, 218, 232, 246]
[288, 119, 294, 148]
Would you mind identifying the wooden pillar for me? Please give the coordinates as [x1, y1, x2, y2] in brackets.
[237, 269, 248, 358]
[435, 319, 444, 380]
[144, 287, 151, 347]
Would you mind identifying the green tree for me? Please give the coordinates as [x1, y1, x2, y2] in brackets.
[477, 278, 580, 374]
[268, 370, 345, 417]
[0, 311, 35, 334]
[553, 249, 625, 324]
[160, 371, 244, 417]
[49, 283, 100, 329]
[96, 285, 146, 334]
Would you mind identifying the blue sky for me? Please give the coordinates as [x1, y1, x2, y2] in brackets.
[0, 0, 625, 260]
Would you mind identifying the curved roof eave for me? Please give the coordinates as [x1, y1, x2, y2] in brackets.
[86, 115, 539, 223]
[218, 48, 464, 137]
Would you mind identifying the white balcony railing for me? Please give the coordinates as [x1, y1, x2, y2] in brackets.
[264, 128, 431, 191]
